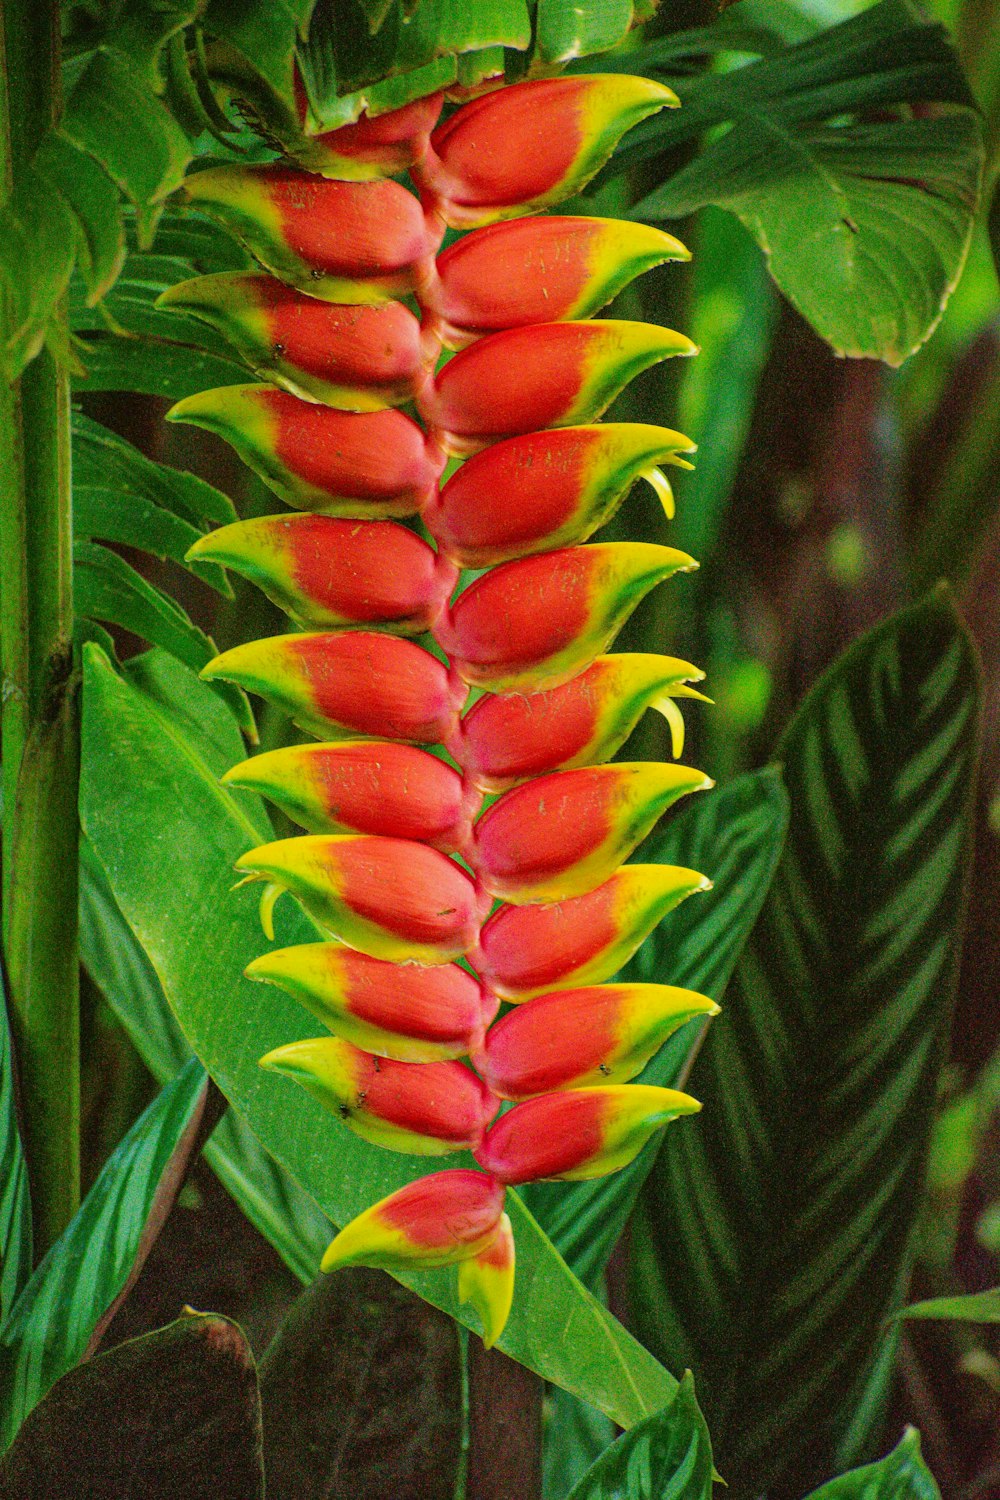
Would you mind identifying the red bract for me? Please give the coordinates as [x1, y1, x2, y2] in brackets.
[183, 75, 714, 1350]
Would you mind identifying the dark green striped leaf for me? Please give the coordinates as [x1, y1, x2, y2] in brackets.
[0, 972, 31, 1327]
[72, 410, 236, 528]
[804, 1428, 940, 1500]
[631, 592, 979, 1498]
[564, 1371, 713, 1500]
[0, 1059, 209, 1447]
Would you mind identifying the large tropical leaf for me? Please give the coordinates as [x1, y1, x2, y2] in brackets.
[607, 0, 985, 364]
[79, 644, 680, 1428]
[803, 1429, 940, 1500]
[564, 1371, 713, 1500]
[0, 971, 31, 1326]
[631, 591, 979, 1499]
[0, 1058, 210, 1446]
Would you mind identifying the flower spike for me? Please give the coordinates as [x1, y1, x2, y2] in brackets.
[183, 166, 441, 301]
[224, 741, 476, 849]
[425, 217, 688, 348]
[457, 1213, 514, 1349]
[458, 654, 710, 790]
[234, 834, 483, 963]
[426, 424, 695, 568]
[246, 944, 493, 1063]
[414, 75, 678, 227]
[187, 516, 456, 634]
[474, 1085, 701, 1183]
[159, 275, 428, 410]
[437, 543, 698, 692]
[474, 984, 719, 1098]
[259, 1036, 498, 1155]
[421, 321, 696, 454]
[167, 387, 444, 519]
[321, 1170, 506, 1272]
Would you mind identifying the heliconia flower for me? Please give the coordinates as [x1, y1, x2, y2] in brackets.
[222, 741, 478, 851]
[245, 943, 493, 1062]
[321, 1169, 506, 1272]
[425, 424, 694, 568]
[186, 516, 456, 634]
[474, 864, 712, 1000]
[474, 1084, 701, 1182]
[234, 834, 484, 963]
[457, 1212, 514, 1350]
[420, 321, 696, 454]
[413, 75, 678, 228]
[291, 84, 443, 180]
[167, 386, 444, 519]
[259, 1036, 498, 1155]
[158, 275, 429, 409]
[437, 543, 698, 692]
[202, 631, 466, 743]
[473, 983, 719, 1098]
[473, 762, 714, 904]
[183, 166, 441, 301]
[457, 653, 710, 790]
[424, 217, 689, 347]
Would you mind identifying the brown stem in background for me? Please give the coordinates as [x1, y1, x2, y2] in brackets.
[466, 1342, 543, 1500]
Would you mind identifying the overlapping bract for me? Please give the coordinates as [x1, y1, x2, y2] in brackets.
[179, 74, 716, 1350]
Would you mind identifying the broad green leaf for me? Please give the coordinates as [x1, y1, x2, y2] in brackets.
[525, 767, 788, 1292]
[203, 0, 307, 105]
[535, 0, 634, 65]
[70, 252, 243, 360]
[0, 972, 31, 1326]
[618, 0, 985, 364]
[564, 1372, 713, 1500]
[35, 135, 127, 305]
[804, 1428, 941, 1500]
[72, 331, 248, 399]
[71, 409, 237, 528]
[260, 1268, 463, 1499]
[79, 645, 679, 1428]
[0, 1310, 263, 1496]
[897, 1288, 1000, 1323]
[74, 482, 229, 594]
[0, 1059, 209, 1446]
[631, 592, 979, 1497]
[544, 1393, 617, 1500]
[0, 169, 78, 375]
[74, 539, 216, 676]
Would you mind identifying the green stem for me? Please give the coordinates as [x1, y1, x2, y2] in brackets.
[1, 0, 80, 1253]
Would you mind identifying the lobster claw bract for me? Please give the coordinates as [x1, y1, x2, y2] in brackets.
[224, 741, 476, 850]
[292, 87, 443, 181]
[187, 516, 456, 634]
[246, 943, 492, 1062]
[458, 653, 710, 790]
[184, 166, 441, 301]
[202, 632, 466, 743]
[473, 762, 714, 904]
[437, 543, 698, 693]
[259, 1036, 498, 1154]
[167, 386, 444, 519]
[414, 75, 678, 228]
[426, 217, 688, 348]
[426, 424, 695, 568]
[321, 1170, 506, 1272]
[474, 983, 719, 1098]
[234, 834, 483, 963]
[474, 1085, 701, 1183]
[421, 321, 696, 454]
[457, 1212, 515, 1350]
[475, 864, 712, 1000]
[160, 274, 428, 410]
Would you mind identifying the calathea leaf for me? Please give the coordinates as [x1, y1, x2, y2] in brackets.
[631, 591, 979, 1499]
[0, 1058, 210, 1447]
[563, 1371, 713, 1500]
[802, 1428, 941, 1500]
[0, 1310, 263, 1498]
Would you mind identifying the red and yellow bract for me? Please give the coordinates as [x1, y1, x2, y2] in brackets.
[175, 72, 717, 1350]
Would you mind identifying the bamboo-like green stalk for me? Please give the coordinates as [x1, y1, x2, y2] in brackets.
[0, 0, 80, 1253]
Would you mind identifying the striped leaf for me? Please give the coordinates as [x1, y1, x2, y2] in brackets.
[564, 1371, 713, 1500]
[804, 1429, 940, 1500]
[0, 970, 32, 1327]
[0, 1058, 209, 1447]
[631, 592, 979, 1499]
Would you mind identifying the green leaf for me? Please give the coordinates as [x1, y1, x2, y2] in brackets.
[72, 409, 237, 528]
[564, 1371, 713, 1500]
[897, 1288, 1000, 1323]
[74, 483, 227, 593]
[535, 0, 634, 66]
[73, 331, 248, 399]
[203, 0, 307, 105]
[0, 169, 78, 374]
[0, 1310, 263, 1496]
[73, 539, 217, 675]
[0, 972, 32, 1327]
[525, 767, 788, 1292]
[631, 591, 979, 1497]
[260, 1267, 463, 1498]
[621, 0, 985, 364]
[0, 1059, 209, 1446]
[79, 645, 679, 1428]
[803, 1428, 941, 1500]
[36, 134, 127, 306]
